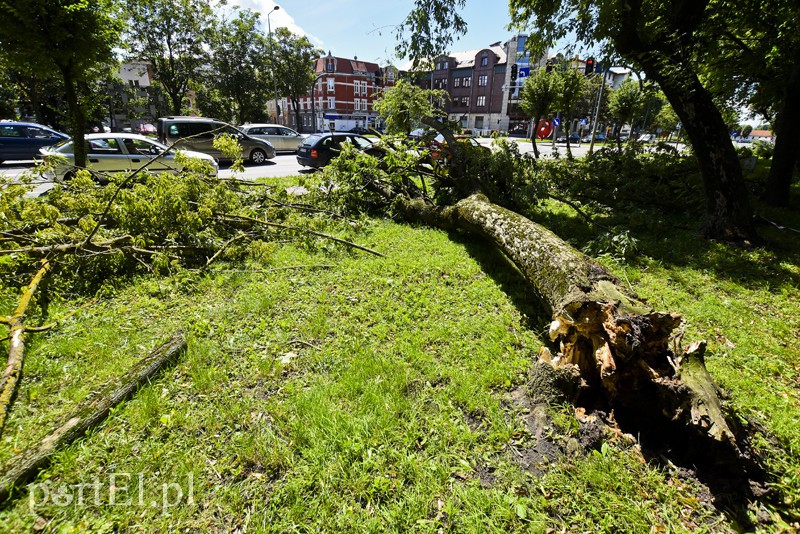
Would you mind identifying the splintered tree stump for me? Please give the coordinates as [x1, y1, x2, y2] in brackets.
[396, 193, 740, 452]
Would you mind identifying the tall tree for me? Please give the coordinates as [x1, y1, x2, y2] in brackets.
[607, 78, 645, 143]
[507, 0, 759, 239]
[124, 0, 217, 115]
[272, 28, 322, 133]
[373, 79, 448, 136]
[208, 8, 272, 124]
[554, 62, 592, 156]
[519, 67, 561, 158]
[0, 0, 121, 167]
[700, 0, 800, 207]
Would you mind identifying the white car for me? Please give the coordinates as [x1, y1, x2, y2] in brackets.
[39, 132, 219, 181]
[239, 124, 307, 153]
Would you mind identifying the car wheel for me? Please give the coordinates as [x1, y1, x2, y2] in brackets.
[250, 148, 267, 164]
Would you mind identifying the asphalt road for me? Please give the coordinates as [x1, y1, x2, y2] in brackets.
[0, 154, 310, 197]
[2, 139, 696, 197]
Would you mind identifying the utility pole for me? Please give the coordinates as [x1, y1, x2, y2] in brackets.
[267, 6, 281, 125]
[588, 71, 605, 154]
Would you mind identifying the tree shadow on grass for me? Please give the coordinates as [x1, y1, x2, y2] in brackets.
[529, 200, 800, 296]
[444, 229, 552, 334]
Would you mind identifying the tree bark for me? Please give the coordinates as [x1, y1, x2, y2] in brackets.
[61, 67, 87, 169]
[0, 332, 186, 504]
[638, 56, 756, 241]
[395, 193, 739, 449]
[762, 45, 800, 207]
[530, 117, 541, 159]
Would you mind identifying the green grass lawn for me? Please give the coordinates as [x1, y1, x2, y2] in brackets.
[1, 188, 798, 531]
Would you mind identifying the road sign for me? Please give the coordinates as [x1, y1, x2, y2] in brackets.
[518, 67, 530, 78]
[579, 118, 588, 126]
[552, 118, 561, 126]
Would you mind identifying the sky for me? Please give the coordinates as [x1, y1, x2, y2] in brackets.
[231, 0, 517, 65]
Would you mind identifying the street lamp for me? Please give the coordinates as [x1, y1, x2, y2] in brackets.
[267, 6, 281, 124]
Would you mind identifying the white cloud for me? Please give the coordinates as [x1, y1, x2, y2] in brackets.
[227, 0, 324, 48]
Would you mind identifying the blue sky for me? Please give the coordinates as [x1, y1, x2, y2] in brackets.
[232, 0, 517, 65]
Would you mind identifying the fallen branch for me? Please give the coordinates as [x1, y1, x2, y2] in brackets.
[0, 331, 187, 504]
[219, 213, 384, 257]
[0, 260, 51, 436]
[0, 235, 133, 258]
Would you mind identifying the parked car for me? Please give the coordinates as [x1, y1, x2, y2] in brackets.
[580, 133, 608, 143]
[0, 120, 68, 163]
[156, 116, 275, 163]
[39, 132, 218, 181]
[556, 133, 582, 143]
[347, 126, 370, 135]
[136, 123, 157, 136]
[239, 123, 307, 153]
[429, 134, 490, 163]
[296, 132, 382, 169]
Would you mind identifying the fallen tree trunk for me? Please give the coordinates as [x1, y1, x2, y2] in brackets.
[0, 331, 186, 504]
[396, 193, 741, 452]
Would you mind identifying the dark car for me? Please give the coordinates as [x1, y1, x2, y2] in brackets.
[296, 132, 381, 168]
[0, 121, 68, 163]
[581, 133, 607, 143]
[556, 133, 582, 143]
[347, 126, 370, 135]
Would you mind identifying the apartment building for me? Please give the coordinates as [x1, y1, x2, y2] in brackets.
[280, 52, 398, 132]
[415, 35, 549, 135]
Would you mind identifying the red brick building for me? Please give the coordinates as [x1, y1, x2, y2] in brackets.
[278, 52, 397, 132]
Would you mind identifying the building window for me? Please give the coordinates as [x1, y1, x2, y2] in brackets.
[453, 77, 461, 88]
[477, 95, 486, 106]
[475, 116, 484, 129]
[462, 96, 469, 107]
[481, 52, 488, 66]
[478, 75, 487, 87]
[327, 78, 335, 92]
[328, 97, 335, 108]
[463, 77, 471, 87]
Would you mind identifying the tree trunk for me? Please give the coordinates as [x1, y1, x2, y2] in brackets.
[642, 58, 756, 241]
[530, 117, 541, 159]
[395, 193, 741, 451]
[762, 46, 800, 207]
[0, 332, 186, 504]
[61, 68, 87, 169]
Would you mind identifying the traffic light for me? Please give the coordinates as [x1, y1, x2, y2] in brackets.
[545, 60, 554, 73]
[584, 57, 595, 75]
[510, 64, 518, 81]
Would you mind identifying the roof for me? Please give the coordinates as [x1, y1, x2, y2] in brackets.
[448, 46, 507, 68]
[749, 130, 773, 137]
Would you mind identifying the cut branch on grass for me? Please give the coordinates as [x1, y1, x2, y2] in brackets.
[0, 259, 51, 437]
[0, 235, 133, 258]
[219, 213, 384, 257]
[0, 331, 186, 504]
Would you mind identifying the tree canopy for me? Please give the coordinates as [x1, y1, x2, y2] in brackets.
[273, 28, 323, 133]
[124, 0, 217, 115]
[0, 0, 122, 167]
[373, 79, 448, 136]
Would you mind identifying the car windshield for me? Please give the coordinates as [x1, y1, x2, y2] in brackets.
[303, 135, 323, 146]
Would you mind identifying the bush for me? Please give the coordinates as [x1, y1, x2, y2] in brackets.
[752, 140, 775, 159]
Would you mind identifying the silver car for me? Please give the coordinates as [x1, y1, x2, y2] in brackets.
[39, 133, 218, 181]
[240, 123, 307, 153]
